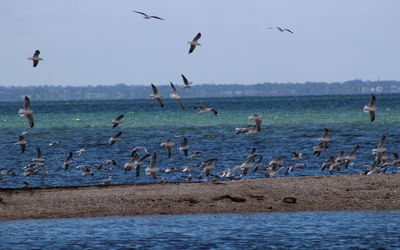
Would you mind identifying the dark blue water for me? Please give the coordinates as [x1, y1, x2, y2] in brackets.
[1, 95, 400, 188]
[1, 211, 399, 249]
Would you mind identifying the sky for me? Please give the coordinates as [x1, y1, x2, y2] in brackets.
[1, 0, 399, 86]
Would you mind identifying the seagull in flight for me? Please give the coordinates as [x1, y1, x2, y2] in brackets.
[150, 83, 164, 108]
[188, 33, 201, 54]
[170, 81, 185, 110]
[161, 138, 174, 158]
[15, 135, 27, 153]
[18, 96, 34, 128]
[268, 26, 294, 34]
[28, 50, 43, 67]
[181, 74, 192, 88]
[363, 95, 376, 122]
[111, 114, 124, 128]
[109, 131, 122, 145]
[179, 137, 189, 157]
[193, 105, 218, 116]
[145, 153, 160, 179]
[131, 10, 164, 20]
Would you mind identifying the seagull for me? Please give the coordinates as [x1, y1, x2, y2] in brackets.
[111, 115, 124, 128]
[193, 105, 218, 116]
[291, 152, 303, 161]
[18, 96, 34, 128]
[63, 152, 73, 171]
[285, 163, 307, 176]
[103, 159, 117, 166]
[200, 159, 217, 177]
[363, 95, 376, 122]
[178, 137, 189, 157]
[372, 135, 387, 160]
[269, 156, 286, 171]
[134, 153, 150, 177]
[190, 152, 202, 158]
[15, 135, 27, 153]
[317, 128, 331, 143]
[161, 139, 174, 158]
[188, 33, 201, 54]
[236, 114, 262, 134]
[150, 83, 164, 108]
[109, 131, 122, 145]
[343, 144, 361, 169]
[27, 50, 43, 67]
[181, 74, 192, 88]
[170, 81, 185, 110]
[33, 146, 45, 166]
[48, 141, 61, 146]
[76, 165, 94, 176]
[75, 148, 87, 157]
[382, 152, 400, 167]
[103, 176, 112, 185]
[268, 26, 294, 34]
[145, 153, 160, 179]
[131, 10, 164, 20]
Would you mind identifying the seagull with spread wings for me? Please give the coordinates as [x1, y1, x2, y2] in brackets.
[131, 10, 164, 20]
[28, 50, 43, 67]
[268, 26, 294, 34]
[170, 81, 185, 110]
[188, 33, 201, 54]
[18, 96, 34, 128]
[111, 114, 124, 128]
[193, 105, 218, 116]
[181, 74, 192, 88]
[150, 83, 164, 108]
[363, 95, 376, 122]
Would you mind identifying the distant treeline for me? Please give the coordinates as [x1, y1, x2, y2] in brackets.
[0, 80, 399, 101]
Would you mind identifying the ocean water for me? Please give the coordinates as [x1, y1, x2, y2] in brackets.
[1, 94, 400, 188]
[1, 211, 400, 249]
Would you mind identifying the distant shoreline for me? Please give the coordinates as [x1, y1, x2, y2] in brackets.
[1, 174, 399, 220]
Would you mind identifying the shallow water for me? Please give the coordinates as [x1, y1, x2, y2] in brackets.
[1, 95, 399, 188]
[1, 211, 400, 249]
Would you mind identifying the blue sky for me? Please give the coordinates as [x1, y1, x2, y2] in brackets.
[1, 0, 399, 86]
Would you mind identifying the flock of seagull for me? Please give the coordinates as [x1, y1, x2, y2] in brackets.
[1, 10, 398, 187]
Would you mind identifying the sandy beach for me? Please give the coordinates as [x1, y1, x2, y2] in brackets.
[1, 174, 399, 220]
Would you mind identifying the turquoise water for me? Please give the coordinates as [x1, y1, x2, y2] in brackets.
[1, 211, 400, 249]
[1, 95, 400, 188]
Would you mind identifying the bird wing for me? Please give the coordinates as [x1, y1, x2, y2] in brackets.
[167, 145, 172, 158]
[177, 98, 185, 110]
[192, 33, 201, 42]
[115, 114, 124, 121]
[151, 84, 159, 95]
[66, 152, 73, 161]
[193, 105, 205, 111]
[210, 108, 218, 115]
[378, 135, 386, 148]
[181, 74, 189, 86]
[36, 146, 42, 158]
[24, 96, 31, 109]
[33, 60, 39, 67]
[156, 98, 164, 108]
[132, 10, 148, 17]
[149, 16, 164, 20]
[323, 128, 329, 138]
[369, 111, 375, 122]
[170, 81, 177, 94]
[369, 95, 376, 107]
[114, 131, 122, 138]
[21, 144, 26, 153]
[150, 153, 157, 168]
[284, 29, 294, 34]
[26, 114, 34, 128]
[188, 44, 196, 54]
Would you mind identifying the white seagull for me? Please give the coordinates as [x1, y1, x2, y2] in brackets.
[181, 74, 192, 88]
[111, 114, 124, 128]
[363, 95, 376, 122]
[161, 138, 175, 158]
[28, 50, 43, 67]
[188, 33, 201, 54]
[170, 81, 185, 110]
[193, 105, 218, 116]
[178, 137, 189, 157]
[150, 83, 164, 108]
[63, 152, 73, 171]
[132, 10, 164, 20]
[145, 153, 160, 179]
[18, 96, 34, 128]
[109, 131, 122, 145]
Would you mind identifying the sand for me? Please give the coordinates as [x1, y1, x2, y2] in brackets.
[1, 174, 400, 220]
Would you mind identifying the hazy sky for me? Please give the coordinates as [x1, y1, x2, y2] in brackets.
[1, 0, 399, 86]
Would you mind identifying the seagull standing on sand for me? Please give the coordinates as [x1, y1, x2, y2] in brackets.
[161, 139, 174, 158]
[131, 10, 164, 20]
[181, 74, 192, 88]
[188, 33, 201, 54]
[15, 135, 27, 153]
[268, 27, 294, 34]
[18, 96, 34, 128]
[111, 115, 124, 128]
[193, 105, 218, 116]
[170, 82, 185, 110]
[150, 84, 164, 108]
[109, 131, 122, 145]
[363, 95, 376, 122]
[28, 50, 43, 67]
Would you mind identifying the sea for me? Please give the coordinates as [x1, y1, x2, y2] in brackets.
[1, 94, 400, 248]
[1, 94, 399, 188]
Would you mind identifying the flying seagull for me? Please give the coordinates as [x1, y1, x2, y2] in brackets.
[363, 95, 376, 122]
[63, 152, 73, 171]
[268, 26, 294, 34]
[178, 137, 189, 157]
[188, 33, 201, 54]
[170, 81, 185, 110]
[193, 105, 218, 116]
[18, 96, 34, 128]
[145, 153, 160, 179]
[111, 114, 124, 128]
[28, 50, 43, 67]
[150, 83, 164, 108]
[109, 131, 122, 145]
[181, 74, 192, 88]
[161, 138, 174, 158]
[132, 10, 164, 20]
